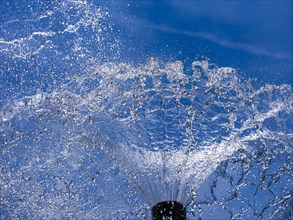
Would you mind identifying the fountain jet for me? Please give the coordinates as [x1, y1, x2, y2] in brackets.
[152, 201, 186, 220]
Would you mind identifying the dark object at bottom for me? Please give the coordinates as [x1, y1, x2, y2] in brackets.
[152, 201, 186, 220]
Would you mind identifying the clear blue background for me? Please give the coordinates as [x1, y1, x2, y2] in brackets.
[104, 0, 293, 85]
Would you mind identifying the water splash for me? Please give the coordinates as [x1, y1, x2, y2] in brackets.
[0, 0, 118, 99]
[1, 59, 292, 218]
[0, 0, 292, 219]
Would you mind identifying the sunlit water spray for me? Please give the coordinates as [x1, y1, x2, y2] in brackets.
[0, 0, 292, 219]
[1, 59, 292, 218]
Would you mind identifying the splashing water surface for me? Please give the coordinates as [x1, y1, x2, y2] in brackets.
[0, 0, 292, 219]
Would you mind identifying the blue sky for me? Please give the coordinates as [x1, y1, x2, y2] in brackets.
[0, 0, 292, 99]
[104, 0, 293, 85]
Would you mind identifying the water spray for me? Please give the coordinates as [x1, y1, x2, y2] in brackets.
[0, 56, 291, 219]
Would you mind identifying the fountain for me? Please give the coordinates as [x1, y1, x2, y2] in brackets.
[152, 201, 186, 220]
[1, 59, 292, 218]
[0, 0, 292, 219]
